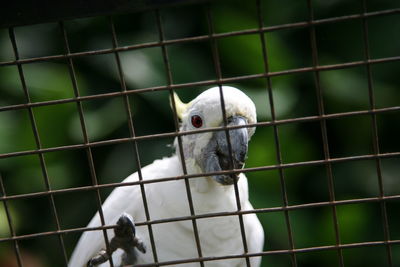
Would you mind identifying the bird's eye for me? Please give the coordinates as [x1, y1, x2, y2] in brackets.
[191, 115, 203, 128]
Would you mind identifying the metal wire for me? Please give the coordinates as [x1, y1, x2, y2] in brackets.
[307, 1, 344, 265]
[0, 173, 23, 266]
[1, 193, 400, 243]
[59, 21, 115, 267]
[0, 7, 399, 68]
[360, 1, 393, 265]
[0, 107, 399, 162]
[255, 1, 298, 265]
[155, 8, 205, 267]
[108, 16, 160, 266]
[0, 0, 399, 267]
[8, 27, 69, 266]
[204, 5, 253, 267]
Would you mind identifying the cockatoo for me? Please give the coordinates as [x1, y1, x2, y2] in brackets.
[68, 86, 264, 267]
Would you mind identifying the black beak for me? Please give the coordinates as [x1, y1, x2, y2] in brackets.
[201, 116, 249, 185]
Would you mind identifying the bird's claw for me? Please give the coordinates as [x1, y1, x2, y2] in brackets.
[87, 250, 108, 267]
[133, 237, 147, 254]
[87, 213, 146, 266]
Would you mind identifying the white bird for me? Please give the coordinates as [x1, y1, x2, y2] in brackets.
[68, 86, 264, 267]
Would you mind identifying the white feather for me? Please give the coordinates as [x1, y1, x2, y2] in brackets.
[68, 86, 264, 267]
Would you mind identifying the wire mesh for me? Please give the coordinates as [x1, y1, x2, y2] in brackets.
[0, 0, 400, 266]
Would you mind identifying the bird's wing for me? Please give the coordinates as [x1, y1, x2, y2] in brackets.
[68, 155, 182, 267]
[244, 200, 264, 267]
[239, 173, 264, 266]
[68, 173, 142, 267]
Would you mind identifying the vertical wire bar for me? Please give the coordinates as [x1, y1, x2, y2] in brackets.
[360, 1, 393, 265]
[306, 1, 345, 266]
[58, 22, 114, 267]
[255, 1, 298, 266]
[108, 16, 160, 265]
[154, 10, 205, 267]
[205, 5, 251, 266]
[0, 173, 23, 267]
[8, 27, 69, 266]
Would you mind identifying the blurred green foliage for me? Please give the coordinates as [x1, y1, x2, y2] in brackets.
[0, 0, 400, 266]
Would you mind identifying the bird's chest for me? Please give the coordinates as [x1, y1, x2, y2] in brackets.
[137, 215, 245, 267]
[197, 215, 244, 257]
[139, 179, 247, 265]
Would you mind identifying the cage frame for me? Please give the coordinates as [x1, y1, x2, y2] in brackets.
[0, 0, 400, 266]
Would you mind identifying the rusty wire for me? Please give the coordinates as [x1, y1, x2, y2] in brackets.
[0, 1, 400, 267]
[307, 0, 344, 265]
[255, 1, 297, 265]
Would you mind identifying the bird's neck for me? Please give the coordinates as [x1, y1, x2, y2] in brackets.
[170, 154, 241, 214]
[189, 177, 238, 214]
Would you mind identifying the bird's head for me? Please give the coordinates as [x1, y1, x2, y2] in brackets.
[171, 86, 256, 186]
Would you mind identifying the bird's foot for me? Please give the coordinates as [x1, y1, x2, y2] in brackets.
[87, 213, 146, 267]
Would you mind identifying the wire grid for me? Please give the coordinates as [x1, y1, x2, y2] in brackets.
[0, 0, 400, 266]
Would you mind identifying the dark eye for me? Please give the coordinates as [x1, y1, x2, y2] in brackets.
[191, 115, 203, 128]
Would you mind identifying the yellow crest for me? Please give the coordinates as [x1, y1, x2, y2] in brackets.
[170, 91, 189, 120]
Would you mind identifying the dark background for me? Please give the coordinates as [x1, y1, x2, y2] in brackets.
[0, 0, 399, 266]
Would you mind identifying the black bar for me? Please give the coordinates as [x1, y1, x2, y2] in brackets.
[0, 0, 208, 28]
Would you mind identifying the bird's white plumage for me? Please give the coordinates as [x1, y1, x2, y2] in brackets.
[69, 86, 264, 267]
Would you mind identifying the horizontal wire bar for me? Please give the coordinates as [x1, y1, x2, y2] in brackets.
[0, 7, 399, 68]
[1, 151, 399, 203]
[0, 0, 211, 28]
[1, 54, 399, 114]
[132, 239, 400, 267]
[1, 193, 399, 242]
[0, 105, 399, 160]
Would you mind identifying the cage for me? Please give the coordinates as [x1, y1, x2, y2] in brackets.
[0, 0, 400, 266]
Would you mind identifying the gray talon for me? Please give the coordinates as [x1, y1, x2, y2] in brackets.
[115, 213, 136, 237]
[87, 213, 146, 267]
